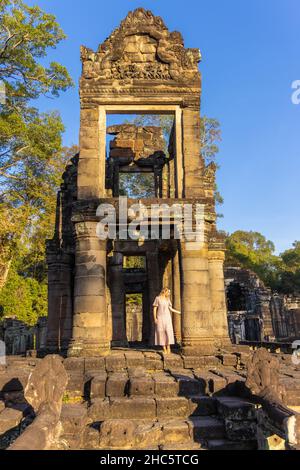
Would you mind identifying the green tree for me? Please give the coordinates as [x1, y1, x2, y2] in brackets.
[276, 241, 300, 294]
[225, 230, 279, 287]
[0, 0, 73, 289]
[0, 264, 47, 324]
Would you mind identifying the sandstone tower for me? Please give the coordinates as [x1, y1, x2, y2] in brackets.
[46, 8, 230, 357]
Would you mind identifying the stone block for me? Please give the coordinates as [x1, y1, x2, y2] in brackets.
[153, 374, 179, 397]
[82, 423, 100, 450]
[144, 352, 163, 370]
[66, 372, 85, 398]
[129, 375, 154, 396]
[207, 439, 257, 450]
[188, 417, 225, 440]
[61, 403, 88, 435]
[84, 357, 105, 373]
[162, 354, 183, 370]
[189, 396, 217, 417]
[105, 354, 126, 372]
[125, 352, 145, 368]
[64, 357, 85, 373]
[219, 354, 238, 367]
[109, 398, 156, 419]
[100, 419, 136, 449]
[225, 419, 257, 441]
[135, 422, 162, 448]
[0, 407, 23, 434]
[156, 397, 189, 418]
[90, 373, 107, 399]
[161, 420, 190, 444]
[106, 373, 128, 397]
[88, 398, 110, 421]
[216, 397, 257, 421]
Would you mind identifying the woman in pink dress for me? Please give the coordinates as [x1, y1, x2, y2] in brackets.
[152, 287, 181, 354]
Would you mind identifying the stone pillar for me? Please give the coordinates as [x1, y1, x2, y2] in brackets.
[182, 108, 205, 198]
[108, 252, 128, 347]
[68, 221, 109, 357]
[208, 251, 231, 347]
[172, 250, 182, 343]
[78, 107, 104, 199]
[181, 241, 215, 355]
[46, 252, 73, 353]
[146, 250, 161, 345]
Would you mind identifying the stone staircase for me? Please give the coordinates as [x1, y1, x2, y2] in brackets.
[59, 351, 258, 450]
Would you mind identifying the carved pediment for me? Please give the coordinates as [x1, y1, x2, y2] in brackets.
[81, 8, 201, 84]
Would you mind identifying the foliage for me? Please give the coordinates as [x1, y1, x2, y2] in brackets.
[276, 241, 300, 294]
[225, 231, 300, 295]
[0, 0, 73, 292]
[0, 264, 47, 324]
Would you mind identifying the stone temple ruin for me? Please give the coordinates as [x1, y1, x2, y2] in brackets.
[46, 7, 230, 357]
[1, 9, 300, 452]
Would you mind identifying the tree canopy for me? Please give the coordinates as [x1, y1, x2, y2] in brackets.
[0, 0, 73, 320]
[225, 231, 300, 295]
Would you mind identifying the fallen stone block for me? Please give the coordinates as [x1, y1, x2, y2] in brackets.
[0, 407, 23, 434]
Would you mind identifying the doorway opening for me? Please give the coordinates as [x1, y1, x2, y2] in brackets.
[125, 293, 143, 343]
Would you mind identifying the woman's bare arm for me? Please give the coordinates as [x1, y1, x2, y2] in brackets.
[153, 306, 158, 323]
[169, 306, 181, 314]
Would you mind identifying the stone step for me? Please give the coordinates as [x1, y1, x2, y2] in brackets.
[88, 395, 218, 421]
[215, 396, 257, 420]
[188, 416, 225, 440]
[160, 441, 203, 450]
[207, 439, 257, 450]
[95, 418, 204, 450]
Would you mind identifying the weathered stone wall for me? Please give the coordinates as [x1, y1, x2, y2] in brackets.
[225, 266, 300, 343]
[107, 124, 166, 160]
[0, 317, 47, 356]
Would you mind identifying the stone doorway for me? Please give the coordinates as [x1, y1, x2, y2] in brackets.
[125, 293, 143, 344]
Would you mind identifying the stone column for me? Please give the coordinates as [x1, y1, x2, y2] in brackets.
[46, 252, 73, 353]
[108, 252, 128, 347]
[68, 220, 109, 357]
[208, 251, 231, 347]
[182, 108, 205, 198]
[172, 251, 182, 343]
[146, 250, 161, 345]
[180, 241, 215, 355]
[78, 107, 104, 199]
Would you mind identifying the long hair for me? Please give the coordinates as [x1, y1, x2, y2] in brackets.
[159, 287, 170, 298]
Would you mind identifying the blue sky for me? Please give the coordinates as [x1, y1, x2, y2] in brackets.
[26, 0, 300, 254]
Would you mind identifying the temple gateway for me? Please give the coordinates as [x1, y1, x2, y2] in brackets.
[46, 8, 231, 357]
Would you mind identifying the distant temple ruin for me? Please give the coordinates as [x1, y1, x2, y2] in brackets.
[45, 8, 230, 357]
